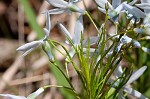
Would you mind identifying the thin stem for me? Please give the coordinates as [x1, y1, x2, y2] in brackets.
[115, 23, 118, 35]
[43, 85, 80, 99]
[65, 62, 69, 78]
[85, 11, 101, 35]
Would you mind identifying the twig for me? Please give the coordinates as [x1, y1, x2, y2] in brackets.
[9, 73, 51, 86]
[0, 56, 24, 92]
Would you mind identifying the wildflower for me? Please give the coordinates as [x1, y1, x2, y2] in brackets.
[59, 15, 83, 60]
[44, 10, 51, 38]
[46, 0, 85, 14]
[141, 47, 150, 54]
[132, 40, 141, 48]
[59, 15, 83, 46]
[123, 3, 146, 19]
[0, 87, 44, 99]
[135, 0, 150, 14]
[114, 65, 148, 99]
[95, 0, 124, 23]
[116, 35, 132, 52]
[134, 13, 150, 35]
[42, 41, 54, 62]
[17, 40, 44, 57]
[17, 11, 53, 58]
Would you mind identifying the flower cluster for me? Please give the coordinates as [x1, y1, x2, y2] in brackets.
[0, 0, 149, 99]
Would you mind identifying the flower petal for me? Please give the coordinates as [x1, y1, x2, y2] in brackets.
[67, 3, 85, 14]
[48, 8, 66, 14]
[123, 87, 148, 99]
[115, 3, 124, 14]
[27, 87, 44, 99]
[0, 94, 26, 99]
[141, 47, 150, 54]
[83, 48, 96, 53]
[116, 43, 123, 52]
[136, 3, 150, 14]
[45, 11, 51, 32]
[46, 0, 67, 8]
[58, 23, 72, 41]
[128, 0, 139, 5]
[95, 0, 113, 9]
[141, 0, 150, 3]
[17, 41, 43, 51]
[21, 48, 35, 57]
[120, 35, 132, 44]
[123, 3, 146, 18]
[112, 0, 121, 9]
[118, 90, 125, 99]
[134, 28, 144, 34]
[44, 28, 50, 39]
[132, 40, 141, 48]
[97, 7, 106, 13]
[69, 0, 81, 3]
[66, 47, 76, 62]
[83, 36, 99, 46]
[72, 15, 83, 45]
[126, 66, 147, 85]
[115, 64, 123, 78]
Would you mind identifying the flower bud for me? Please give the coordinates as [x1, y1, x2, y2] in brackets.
[132, 40, 141, 48]
[42, 41, 54, 62]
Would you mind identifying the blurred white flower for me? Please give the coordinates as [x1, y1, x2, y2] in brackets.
[134, 13, 150, 35]
[123, 3, 146, 19]
[136, 0, 150, 14]
[0, 87, 44, 99]
[116, 35, 132, 52]
[114, 65, 148, 99]
[17, 11, 52, 57]
[95, 0, 124, 23]
[59, 15, 84, 59]
[132, 40, 141, 48]
[17, 40, 44, 57]
[46, 0, 85, 14]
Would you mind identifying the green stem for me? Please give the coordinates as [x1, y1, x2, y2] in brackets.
[43, 85, 80, 99]
[85, 11, 101, 35]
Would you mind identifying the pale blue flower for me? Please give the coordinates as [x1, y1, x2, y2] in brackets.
[46, 0, 85, 14]
[116, 35, 132, 52]
[136, 0, 150, 14]
[43, 10, 51, 38]
[0, 87, 44, 99]
[114, 65, 148, 99]
[59, 15, 83, 59]
[17, 11, 53, 59]
[134, 13, 150, 35]
[59, 15, 83, 46]
[132, 40, 141, 48]
[95, 0, 124, 23]
[17, 40, 44, 57]
[120, 0, 145, 23]
[123, 3, 146, 19]
[141, 47, 150, 54]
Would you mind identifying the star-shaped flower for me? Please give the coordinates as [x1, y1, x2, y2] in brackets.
[95, 0, 124, 23]
[17, 11, 54, 61]
[114, 65, 148, 99]
[58, 15, 84, 59]
[116, 35, 132, 52]
[46, 0, 85, 14]
[135, 0, 150, 14]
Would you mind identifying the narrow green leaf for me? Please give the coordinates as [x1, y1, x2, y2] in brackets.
[18, 0, 45, 39]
